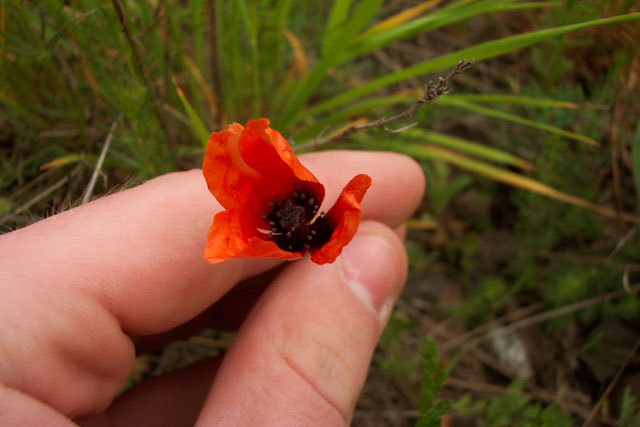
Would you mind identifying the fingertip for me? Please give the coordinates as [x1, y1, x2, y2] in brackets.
[301, 150, 426, 227]
[340, 220, 408, 322]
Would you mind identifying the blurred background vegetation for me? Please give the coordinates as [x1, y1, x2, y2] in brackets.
[1, 0, 640, 425]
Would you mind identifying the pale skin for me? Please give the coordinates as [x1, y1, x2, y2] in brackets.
[0, 150, 425, 426]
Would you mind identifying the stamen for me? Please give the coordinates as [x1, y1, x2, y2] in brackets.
[264, 185, 330, 252]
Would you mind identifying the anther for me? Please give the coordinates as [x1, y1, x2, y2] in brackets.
[308, 198, 314, 205]
[303, 244, 310, 249]
[288, 245, 293, 250]
[269, 221, 276, 226]
[290, 226, 296, 232]
[300, 193, 306, 200]
[286, 231, 292, 237]
[306, 235, 313, 241]
[313, 204, 319, 210]
[311, 230, 316, 235]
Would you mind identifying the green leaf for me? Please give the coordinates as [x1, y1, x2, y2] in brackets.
[323, 0, 353, 55]
[238, 0, 260, 116]
[300, 13, 640, 123]
[446, 93, 603, 109]
[346, 0, 518, 63]
[619, 385, 640, 427]
[396, 143, 639, 223]
[406, 128, 534, 170]
[174, 80, 209, 146]
[46, 10, 96, 51]
[437, 97, 600, 146]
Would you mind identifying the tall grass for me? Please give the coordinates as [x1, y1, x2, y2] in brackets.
[1, 0, 638, 219]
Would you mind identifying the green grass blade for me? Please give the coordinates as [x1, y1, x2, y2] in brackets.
[340, 0, 386, 42]
[490, 2, 560, 12]
[406, 129, 534, 170]
[397, 143, 639, 223]
[174, 80, 209, 146]
[278, 0, 385, 127]
[438, 97, 600, 146]
[446, 94, 605, 109]
[301, 13, 640, 123]
[344, 0, 518, 62]
[322, 0, 353, 55]
[46, 10, 95, 51]
[238, 0, 260, 117]
[269, 0, 294, 90]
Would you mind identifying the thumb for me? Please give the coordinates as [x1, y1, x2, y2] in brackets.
[196, 220, 407, 426]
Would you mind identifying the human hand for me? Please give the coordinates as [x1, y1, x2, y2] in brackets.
[0, 150, 424, 426]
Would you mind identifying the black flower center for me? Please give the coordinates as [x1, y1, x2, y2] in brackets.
[262, 186, 333, 252]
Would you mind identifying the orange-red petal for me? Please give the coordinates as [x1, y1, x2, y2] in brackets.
[203, 123, 260, 210]
[310, 174, 372, 265]
[205, 210, 303, 263]
[203, 119, 325, 212]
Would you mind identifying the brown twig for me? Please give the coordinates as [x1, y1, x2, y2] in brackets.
[82, 118, 119, 204]
[111, 0, 172, 148]
[440, 302, 543, 353]
[0, 176, 69, 226]
[582, 336, 640, 427]
[459, 283, 640, 351]
[292, 59, 475, 153]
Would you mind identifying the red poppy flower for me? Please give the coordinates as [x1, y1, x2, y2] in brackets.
[203, 118, 371, 265]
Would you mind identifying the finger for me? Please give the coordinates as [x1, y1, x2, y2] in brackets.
[196, 221, 408, 425]
[136, 222, 409, 352]
[131, 266, 283, 353]
[76, 358, 221, 427]
[1, 151, 423, 336]
[138, 223, 409, 352]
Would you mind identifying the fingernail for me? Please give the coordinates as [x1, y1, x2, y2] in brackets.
[339, 234, 404, 319]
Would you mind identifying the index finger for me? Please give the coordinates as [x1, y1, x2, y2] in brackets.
[1, 150, 424, 335]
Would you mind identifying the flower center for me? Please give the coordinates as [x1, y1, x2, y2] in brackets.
[262, 186, 333, 252]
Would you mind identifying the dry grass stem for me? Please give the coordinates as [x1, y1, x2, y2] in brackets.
[292, 59, 475, 152]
